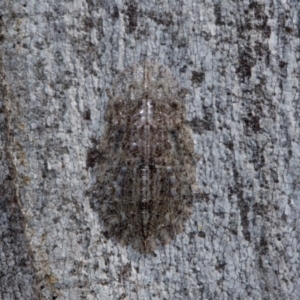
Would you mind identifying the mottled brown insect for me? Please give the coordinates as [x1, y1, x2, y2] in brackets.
[90, 62, 198, 253]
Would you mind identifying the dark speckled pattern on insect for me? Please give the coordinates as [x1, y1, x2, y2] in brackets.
[91, 62, 198, 253]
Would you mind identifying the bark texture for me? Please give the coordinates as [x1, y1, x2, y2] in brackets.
[0, 0, 300, 299]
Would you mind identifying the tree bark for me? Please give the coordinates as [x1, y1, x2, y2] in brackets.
[1, 1, 300, 299]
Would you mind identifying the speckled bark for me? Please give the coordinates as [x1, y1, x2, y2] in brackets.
[0, 1, 299, 299]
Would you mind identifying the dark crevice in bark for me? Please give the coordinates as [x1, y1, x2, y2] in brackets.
[0, 53, 40, 300]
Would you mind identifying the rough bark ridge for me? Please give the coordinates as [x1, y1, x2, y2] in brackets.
[0, 1, 299, 299]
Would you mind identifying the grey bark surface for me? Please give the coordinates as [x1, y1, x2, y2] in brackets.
[0, 0, 300, 299]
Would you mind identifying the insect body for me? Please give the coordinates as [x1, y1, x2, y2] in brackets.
[91, 63, 198, 253]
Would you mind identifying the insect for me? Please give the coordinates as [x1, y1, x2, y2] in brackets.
[90, 62, 198, 253]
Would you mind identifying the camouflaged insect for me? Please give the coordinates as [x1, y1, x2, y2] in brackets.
[91, 62, 198, 253]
